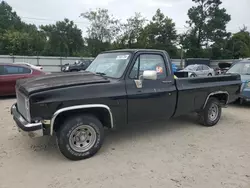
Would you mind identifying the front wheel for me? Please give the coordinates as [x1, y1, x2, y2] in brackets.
[56, 114, 104, 160]
[208, 73, 212, 76]
[190, 74, 196, 77]
[198, 97, 222, 127]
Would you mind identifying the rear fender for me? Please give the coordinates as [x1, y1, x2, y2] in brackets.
[203, 91, 229, 109]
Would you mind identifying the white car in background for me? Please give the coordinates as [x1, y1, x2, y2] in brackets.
[13, 62, 43, 71]
[178, 64, 215, 77]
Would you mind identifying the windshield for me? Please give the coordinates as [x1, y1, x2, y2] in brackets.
[86, 52, 131, 78]
[227, 62, 250, 75]
[184, 65, 197, 70]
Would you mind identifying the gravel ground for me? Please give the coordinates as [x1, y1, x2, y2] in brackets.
[0, 98, 250, 188]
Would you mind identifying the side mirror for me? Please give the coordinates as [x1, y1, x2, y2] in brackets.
[134, 70, 157, 89]
[142, 70, 157, 80]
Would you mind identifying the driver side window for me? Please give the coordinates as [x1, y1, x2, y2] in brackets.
[129, 54, 167, 80]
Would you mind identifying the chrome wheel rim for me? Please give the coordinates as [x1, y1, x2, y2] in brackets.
[208, 103, 219, 121]
[69, 125, 97, 152]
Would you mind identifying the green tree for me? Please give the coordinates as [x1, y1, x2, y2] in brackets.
[1, 30, 30, 55]
[143, 9, 178, 57]
[0, 1, 24, 34]
[182, 0, 231, 58]
[81, 9, 120, 43]
[226, 28, 250, 59]
[40, 19, 84, 56]
[1, 29, 46, 56]
[116, 12, 147, 48]
[81, 8, 121, 56]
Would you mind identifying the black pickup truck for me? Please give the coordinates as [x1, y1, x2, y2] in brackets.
[11, 49, 241, 160]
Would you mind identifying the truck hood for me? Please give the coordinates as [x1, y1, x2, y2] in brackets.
[16, 71, 110, 95]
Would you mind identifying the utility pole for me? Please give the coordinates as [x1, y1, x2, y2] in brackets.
[180, 45, 184, 69]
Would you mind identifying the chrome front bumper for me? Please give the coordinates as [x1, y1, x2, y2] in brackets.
[11, 104, 44, 138]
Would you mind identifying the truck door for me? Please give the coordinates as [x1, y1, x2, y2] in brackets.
[125, 52, 177, 123]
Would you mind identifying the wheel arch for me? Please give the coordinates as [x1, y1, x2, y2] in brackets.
[50, 104, 114, 135]
[190, 72, 197, 77]
[203, 91, 229, 109]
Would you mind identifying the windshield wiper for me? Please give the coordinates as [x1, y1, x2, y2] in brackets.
[95, 72, 106, 76]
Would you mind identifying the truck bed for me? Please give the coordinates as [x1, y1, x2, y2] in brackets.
[173, 74, 241, 117]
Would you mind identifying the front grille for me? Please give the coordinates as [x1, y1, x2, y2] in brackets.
[16, 89, 29, 121]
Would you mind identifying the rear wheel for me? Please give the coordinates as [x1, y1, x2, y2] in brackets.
[56, 114, 104, 160]
[198, 97, 221, 127]
[190, 74, 196, 77]
[208, 73, 212, 76]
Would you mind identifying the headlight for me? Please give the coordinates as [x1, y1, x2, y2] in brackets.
[25, 98, 29, 110]
[25, 98, 31, 122]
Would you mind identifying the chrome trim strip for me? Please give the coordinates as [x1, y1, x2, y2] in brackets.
[203, 91, 229, 109]
[50, 104, 114, 135]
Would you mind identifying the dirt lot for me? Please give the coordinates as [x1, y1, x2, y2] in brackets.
[0, 98, 250, 188]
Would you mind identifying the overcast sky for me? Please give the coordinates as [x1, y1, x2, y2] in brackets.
[6, 0, 250, 35]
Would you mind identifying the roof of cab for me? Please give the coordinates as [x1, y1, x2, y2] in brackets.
[238, 60, 250, 63]
[102, 49, 167, 53]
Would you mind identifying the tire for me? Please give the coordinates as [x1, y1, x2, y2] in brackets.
[190, 74, 196, 77]
[56, 114, 104, 160]
[208, 73, 212, 76]
[198, 97, 222, 127]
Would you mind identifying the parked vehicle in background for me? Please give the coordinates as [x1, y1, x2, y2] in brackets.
[11, 49, 241, 160]
[0, 63, 45, 96]
[227, 60, 250, 103]
[185, 58, 210, 67]
[214, 62, 231, 75]
[61, 60, 93, 72]
[13, 62, 43, 71]
[178, 64, 215, 77]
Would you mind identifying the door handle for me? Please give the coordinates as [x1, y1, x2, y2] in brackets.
[162, 80, 172, 84]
